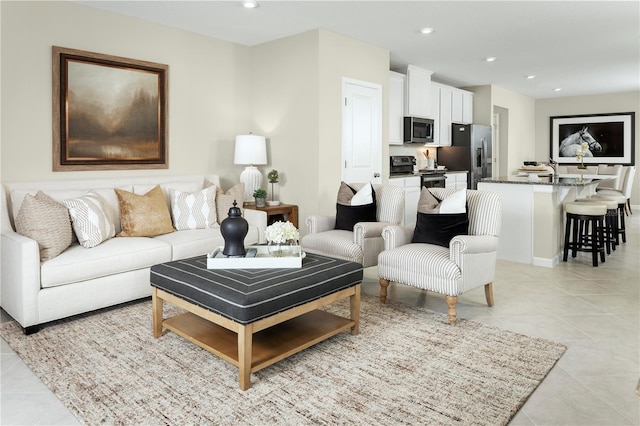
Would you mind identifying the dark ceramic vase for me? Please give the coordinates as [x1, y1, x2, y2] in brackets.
[220, 200, 248, 257]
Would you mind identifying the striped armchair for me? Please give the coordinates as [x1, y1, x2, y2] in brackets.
[378, 189, 501, 324]
[301, 183, 404, 268]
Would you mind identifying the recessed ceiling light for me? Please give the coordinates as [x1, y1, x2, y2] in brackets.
[420, 27, 434, 35]
[526, 75, 536, 79]
[553, 88, 562, 92]
[485, 57, 496, 62]
[242, 0, 258, 8]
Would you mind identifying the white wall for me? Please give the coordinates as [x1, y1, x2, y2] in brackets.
[1, 1, 251, 187]
[535, 91, 640, 206]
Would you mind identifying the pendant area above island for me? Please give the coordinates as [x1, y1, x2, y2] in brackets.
[478, 174, 612, 267]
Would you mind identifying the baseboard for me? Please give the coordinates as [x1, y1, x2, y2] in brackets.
[533, 255, 559, 268]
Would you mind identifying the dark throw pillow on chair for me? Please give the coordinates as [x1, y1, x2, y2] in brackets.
[412, 188, 468, 247]
[334, 182, 377, 231]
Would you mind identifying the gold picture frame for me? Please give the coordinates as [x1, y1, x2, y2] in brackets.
[52, 46, 169, 171]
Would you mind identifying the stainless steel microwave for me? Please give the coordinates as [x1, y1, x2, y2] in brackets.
[403, 116, 434, 144]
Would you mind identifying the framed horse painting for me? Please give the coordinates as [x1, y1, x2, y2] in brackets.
[550, 112, 635, 165]
[52, 46, 169, 171]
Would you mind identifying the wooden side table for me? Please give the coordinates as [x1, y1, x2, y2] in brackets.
[243, 203, 299, 229]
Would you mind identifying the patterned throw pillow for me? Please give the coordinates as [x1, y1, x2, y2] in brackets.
[115, 185, 175, 237]
[63, 192, 116, 248]
[170, 186, 217, 230]
[15, 191, 73, 261]
[215, 183, 244, 224]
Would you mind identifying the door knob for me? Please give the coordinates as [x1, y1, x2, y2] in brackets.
[374, 173, 380, 178]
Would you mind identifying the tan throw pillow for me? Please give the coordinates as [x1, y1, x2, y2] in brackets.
[170, 186, 217, 230]
[216, 183, 244, 224]
[115, 185, 174, 237]
[15, 191, 73, 261]
[63, 191, 116, 248]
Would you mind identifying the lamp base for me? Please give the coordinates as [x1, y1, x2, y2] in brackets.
[239, 166, 263, 202]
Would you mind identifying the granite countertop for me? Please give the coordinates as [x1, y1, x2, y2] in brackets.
[481, 174, 610, 187]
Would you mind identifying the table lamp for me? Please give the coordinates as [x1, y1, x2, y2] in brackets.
[234, 134, 267, 203]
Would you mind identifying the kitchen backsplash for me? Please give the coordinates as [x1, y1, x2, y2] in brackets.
[389, 145, 438, 169]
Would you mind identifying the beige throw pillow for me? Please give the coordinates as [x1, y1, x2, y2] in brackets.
[15, 191, 73, 261]
[115, 185, 175, 237]
[215, 183, 244, 224]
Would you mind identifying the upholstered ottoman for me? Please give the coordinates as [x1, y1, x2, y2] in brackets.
[150, 253, 362, 390]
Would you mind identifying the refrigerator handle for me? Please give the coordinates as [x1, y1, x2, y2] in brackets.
[476, 146, 483, 169]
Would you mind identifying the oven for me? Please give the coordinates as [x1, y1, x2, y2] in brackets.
[420, 172, 446, 188]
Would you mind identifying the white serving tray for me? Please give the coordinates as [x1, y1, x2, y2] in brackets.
[206, 245, 303, 269]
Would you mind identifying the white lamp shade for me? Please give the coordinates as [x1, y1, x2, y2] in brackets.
[234, 134, 267, 165]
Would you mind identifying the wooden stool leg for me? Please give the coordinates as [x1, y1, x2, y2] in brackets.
[619, 205, 626, 243]
[379, 278, 390, 304]
[563, 214, 571, 262]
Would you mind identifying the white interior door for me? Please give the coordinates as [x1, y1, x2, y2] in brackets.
[342, 78, 382, 184]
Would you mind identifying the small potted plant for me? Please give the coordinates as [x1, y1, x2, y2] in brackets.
[267, 169, 280, 206]
[253, 189, 267, 207]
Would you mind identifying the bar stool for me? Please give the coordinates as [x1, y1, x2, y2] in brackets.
[563, 202, 607, 267]
[576, 197, 619, 254]
[591, 193, 627, 244]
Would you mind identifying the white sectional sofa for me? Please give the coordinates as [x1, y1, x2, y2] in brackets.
[1, 174, 267, 333]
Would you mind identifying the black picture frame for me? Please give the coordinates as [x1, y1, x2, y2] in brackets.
[550, 112, 635, 165]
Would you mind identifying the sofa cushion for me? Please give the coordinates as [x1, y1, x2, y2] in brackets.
[154, 225, 260, 261]
[15, 191, 73, 261]
[115, 185, 175, 237]
[170, 186, 217, 230]
[63, 192, 116, 248]
[215, 183, 244, 224]
[40, 237, 172, 288]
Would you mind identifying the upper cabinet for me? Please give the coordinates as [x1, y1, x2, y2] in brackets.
[431, 82, 474, 146]
[389, 71, 406, 145]
[405, 65, 433, 118]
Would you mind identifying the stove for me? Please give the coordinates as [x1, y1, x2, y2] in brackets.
[390, 156, 447, 188]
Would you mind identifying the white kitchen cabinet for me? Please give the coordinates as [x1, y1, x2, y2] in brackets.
[437, 84, 452, 146]
[445, 172, 468, 190]
[405, 65, 433, 118]
[451, 88, 473, 124]
[389, 72, 405, 145]
[389, 176, 421, 227]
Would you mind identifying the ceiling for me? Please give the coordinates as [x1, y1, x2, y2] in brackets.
[77, 1, 640, 99]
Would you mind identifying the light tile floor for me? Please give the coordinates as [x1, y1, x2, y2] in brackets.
[2, 213, 639, 425]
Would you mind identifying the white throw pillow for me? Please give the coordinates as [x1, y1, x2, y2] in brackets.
[439, 189, 467, 214]
[350, 183, 374, 206]
[63, 191, 116, 248]
[170, 186, 217, 230]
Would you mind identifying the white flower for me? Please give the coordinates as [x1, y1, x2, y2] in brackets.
[264, 221, 299, 244]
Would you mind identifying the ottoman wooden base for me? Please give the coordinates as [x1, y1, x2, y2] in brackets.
[153, 285, 360, 390]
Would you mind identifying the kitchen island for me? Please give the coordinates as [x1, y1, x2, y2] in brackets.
[478, 174, 610, 267]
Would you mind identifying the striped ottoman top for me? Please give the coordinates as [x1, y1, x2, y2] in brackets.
[150, 253, 363, 324]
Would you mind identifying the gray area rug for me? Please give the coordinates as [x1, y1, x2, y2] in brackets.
[1, 295, 566, 425]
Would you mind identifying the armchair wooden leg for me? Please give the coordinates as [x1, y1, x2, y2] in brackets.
[484, 282, 494, 307]
[445, 295, 458, 325]
[379, 278, 390, 304]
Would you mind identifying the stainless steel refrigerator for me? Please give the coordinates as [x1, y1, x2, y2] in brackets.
[437, 124, 492, 189]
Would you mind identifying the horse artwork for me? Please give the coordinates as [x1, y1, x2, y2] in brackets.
[558, 126, 603, 157]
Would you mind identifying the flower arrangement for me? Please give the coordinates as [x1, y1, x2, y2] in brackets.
[576, 141, 589, 168]
[264, 221, 299, 244]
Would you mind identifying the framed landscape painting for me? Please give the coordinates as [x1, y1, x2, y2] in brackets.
[550, 112, 635, 165]
[52, 46, 169, 171]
